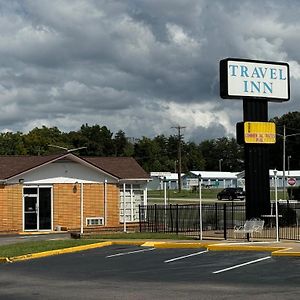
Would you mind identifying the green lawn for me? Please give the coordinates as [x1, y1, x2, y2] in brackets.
[148, 188, 222, 199]
[0, 239, 103, 258]
[149, 188, 286, 202]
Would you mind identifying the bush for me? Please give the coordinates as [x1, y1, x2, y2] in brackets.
[287, 187, 300, 200]
[278, 204, 297, 226]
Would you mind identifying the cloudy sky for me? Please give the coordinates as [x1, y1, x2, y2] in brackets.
[0, 0, 299, 142]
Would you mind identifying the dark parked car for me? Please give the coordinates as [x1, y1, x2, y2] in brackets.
[217, 187, 245, 201]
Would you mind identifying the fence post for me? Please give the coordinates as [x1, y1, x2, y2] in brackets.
[215, 203, 218, 230]
[176, 204, 179, 235]
[170, 204, 173, 232]
[224, 203, 227, 240]
[154, 204, 157, 232]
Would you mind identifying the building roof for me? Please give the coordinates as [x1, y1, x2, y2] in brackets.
[188, 171, 238, 179]
[0, 153, 150, 181]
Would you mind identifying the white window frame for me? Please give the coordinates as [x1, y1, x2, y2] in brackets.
[86, 217, 104, 226]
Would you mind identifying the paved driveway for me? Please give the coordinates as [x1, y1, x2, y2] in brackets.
[0, 245, 299, 299]
[0, 233, 70, 246]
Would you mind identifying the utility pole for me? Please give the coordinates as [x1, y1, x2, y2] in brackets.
[283, 125, 286, 201]
[171, 126, 186, 192]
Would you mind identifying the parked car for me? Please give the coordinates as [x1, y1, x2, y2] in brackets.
[217, 188, 245, 201]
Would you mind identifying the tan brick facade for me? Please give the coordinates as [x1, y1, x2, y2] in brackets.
[53, 183, 120, 230]
[0, 183, 121, 233]
[0, 184, 22, 233]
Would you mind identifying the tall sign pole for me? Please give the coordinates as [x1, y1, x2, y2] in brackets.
[220, 58, 290, 219]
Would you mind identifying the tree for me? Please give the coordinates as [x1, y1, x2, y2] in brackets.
[78, 124, 114, 156]
[0, 132, 26, 155]
[199, 137, 243, 171]
[270, 111, 300, 170]
[23, 126, 66, 155]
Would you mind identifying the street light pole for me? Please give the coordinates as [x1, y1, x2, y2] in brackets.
[283, 125, 286, 200]
[273, 169, 279, 243]
[288, 155, 291, 176]
[219, 159, 223, 172]
[198, 174, 202, 240]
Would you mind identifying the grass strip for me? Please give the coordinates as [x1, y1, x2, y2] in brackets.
[0, 239, 103, 258]
[82, 232, 197, 240]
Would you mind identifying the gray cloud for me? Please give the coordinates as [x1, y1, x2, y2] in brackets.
[0, 0, 298, 140]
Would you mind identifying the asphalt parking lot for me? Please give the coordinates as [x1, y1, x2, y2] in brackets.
[0, 245, 299, 300]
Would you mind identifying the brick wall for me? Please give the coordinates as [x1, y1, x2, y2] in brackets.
[0, 184, 22, 233]
[53, 183, 120, 231]
[0, 183, 121, 233]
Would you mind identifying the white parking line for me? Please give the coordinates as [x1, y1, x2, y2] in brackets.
[213, 256, 271, 274]
[106, 248, 155, 258]
[164, 250, 208, 263]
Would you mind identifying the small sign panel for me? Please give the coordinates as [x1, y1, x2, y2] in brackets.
[287, 178, 296, 186]
[220, 58, 290, 102]
[244, 122, 276, 144]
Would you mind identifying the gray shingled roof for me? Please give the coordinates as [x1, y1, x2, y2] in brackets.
[0, 154, 149, 180]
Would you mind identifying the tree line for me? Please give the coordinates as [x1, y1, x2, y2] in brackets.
[0, 112, 299, 172]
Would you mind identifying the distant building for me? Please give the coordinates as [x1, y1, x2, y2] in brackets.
[148, 172, 181, 190]
[182, 171, 239, 190]
[237, 170, 300, 188]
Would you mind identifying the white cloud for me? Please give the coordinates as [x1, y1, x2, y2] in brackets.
[0, 0, 298, 141]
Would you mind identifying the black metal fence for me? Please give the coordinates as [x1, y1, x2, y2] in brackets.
[139, 202, 300, 241]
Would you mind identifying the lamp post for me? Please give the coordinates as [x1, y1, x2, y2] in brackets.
[288, 155, 291, 176]
[198, 174, 203, 240]
[219, 159, 223, 172]
[273, 169, 279, 242]
[163, 177, 167, 207]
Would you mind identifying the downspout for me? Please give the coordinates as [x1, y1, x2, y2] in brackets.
[104, 179, 107, 226]
[80, 182, 84, 234]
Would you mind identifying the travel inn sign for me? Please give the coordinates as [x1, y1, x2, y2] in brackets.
[220, 58, 290, 101]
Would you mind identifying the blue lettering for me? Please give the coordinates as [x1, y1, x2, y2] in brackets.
[258, 67, 268, 78]
[228, 64, 238, 76]
[270, 68, 277, 79]
[263, 82, 273, 94]
[250, 81, 260, 93]
[243, 81, 248, 92]
[241, 66, 249, 77]
[279, 69, 286, 80]
[252, 67, 260, 78]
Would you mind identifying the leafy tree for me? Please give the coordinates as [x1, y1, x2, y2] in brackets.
[23, 126, 65, 155]
[78, 124, 114, 156]
[114, 130, 133, 156]
[0, 132, 26, 155]
[270, 111, 300, 170]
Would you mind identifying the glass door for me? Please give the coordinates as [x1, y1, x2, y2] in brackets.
[39, 187, 52, 230]
[23, 186, 52, 231]
[24, 195, 38, 230]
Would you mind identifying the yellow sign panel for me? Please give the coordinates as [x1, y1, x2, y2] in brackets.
[244, 122, 276, 144]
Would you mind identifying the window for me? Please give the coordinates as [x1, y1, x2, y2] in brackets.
[86, 217, 104, 226]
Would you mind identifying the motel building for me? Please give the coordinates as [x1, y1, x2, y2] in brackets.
[0, 153, 150, 234]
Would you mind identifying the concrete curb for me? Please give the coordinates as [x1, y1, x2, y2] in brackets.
[1, 240, 300, 263]
[5, 241, 113, 263]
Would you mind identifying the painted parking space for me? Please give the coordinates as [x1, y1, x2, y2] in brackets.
[0, 245, 300, 299]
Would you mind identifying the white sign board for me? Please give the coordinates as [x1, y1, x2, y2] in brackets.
[220, 58, 290, 102]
